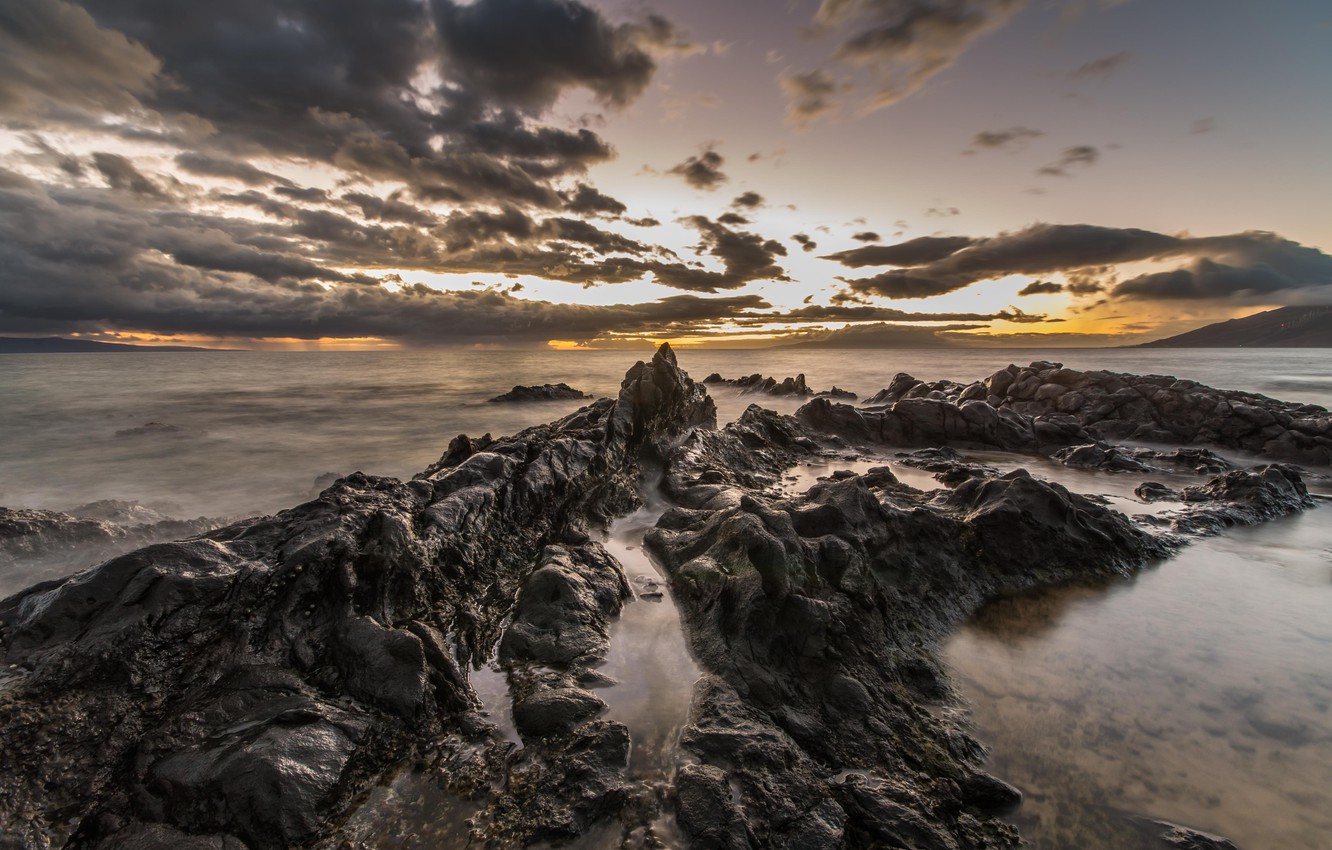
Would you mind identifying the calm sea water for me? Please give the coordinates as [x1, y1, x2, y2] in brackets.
[1, 347, 1329, 848]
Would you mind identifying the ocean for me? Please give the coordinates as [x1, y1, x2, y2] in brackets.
[2, 347, 1330, 849]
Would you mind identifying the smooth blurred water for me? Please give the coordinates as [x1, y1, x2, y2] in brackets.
[2, 348, 1328, 522]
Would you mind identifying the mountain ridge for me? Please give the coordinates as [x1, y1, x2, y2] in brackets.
[0, 337, 220, 353]
[1140, 306, 1332, 348]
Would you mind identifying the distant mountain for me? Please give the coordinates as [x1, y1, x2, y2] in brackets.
[1140, 306, 1332, 348]
[0, 336, 218, 353]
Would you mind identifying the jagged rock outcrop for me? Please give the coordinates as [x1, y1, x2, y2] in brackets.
[1053, 444, 1233, 474]
[798, 391, 1091, 455]
[488, 383, 590, 403]
[1146, 464, 1315, 534]
[704, 372, 857, 400]
[648, 443, 1170, 849]
[857, 362, 1331, 465]
[0, 344, 711, 850]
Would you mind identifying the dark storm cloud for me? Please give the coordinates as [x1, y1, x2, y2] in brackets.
[342, 192, 439, 227]
[1037, 145, 1100, 177]
[683, 215, 789, 284]
[563, 183, 627, 217]
[273, 185, 330, 204]
[823, 235, 978, 267]
[1017, 280, 1064, 296]
[0, 178, 774, 344]
[792, 233, 819, 252]
[1113, 233, 1332, 301]
[32, 0, 676, 214]
[667, 149, 727, 190]
[433, 0, 665, 109]
[965, 126, 1042, 152]
[1068, 51, 1131, 80]
[91, 152, 164, 197]
[811, 0, 1024, 110]
[174, 153, 294, 188]
[0, 0, 160, 118]
[333, 135, 568, 208]
[829, 223, 1332, 302]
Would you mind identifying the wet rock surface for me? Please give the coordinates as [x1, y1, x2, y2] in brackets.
[848, 362, 1331, 465]
[488, 383, 591, 403]
[0, 504, 223, 594]
[0, 346, 1320, 849]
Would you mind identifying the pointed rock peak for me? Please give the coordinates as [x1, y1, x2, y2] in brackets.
[652, 342, 678, 368]
[611, 343, 715, 458]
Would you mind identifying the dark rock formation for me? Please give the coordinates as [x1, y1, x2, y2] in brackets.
[488, 382, 590, 403]
[853, 362, 1331, 466]
[895, 447, 1000, 485]
[0, 344, 711, 849]
[1170, 464, 1315, 534]
[704, 372, 856, 400]
[647, 420, 1173, 848]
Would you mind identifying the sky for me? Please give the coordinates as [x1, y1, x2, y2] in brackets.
[0, 0, 1329, 349]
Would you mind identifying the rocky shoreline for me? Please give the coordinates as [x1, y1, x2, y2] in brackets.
[0, 346, 1322, 850]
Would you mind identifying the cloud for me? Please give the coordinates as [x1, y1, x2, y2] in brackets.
[827, 222, 1332, 302]
[1037, 145, 1100, 177]
[0, 0, 160, 119]
[852, 231, 880, 242]
[733, 303, 1049, 325]
[562, 183, 627, 217]
[17, 0, 678, 218]
[811, 0, 1024, 111]
[965, 125, 1042, 152]
[926, 206, 960, 217]
[782, 322, 988, 348]
[91, 152, 164, 197]
[1017, 280, 1063, 296]
[0, 177, 782, 344]
[174, 152, 294, 187]
[433, 0, 663, 109]
[823, 235, 978, 267]
[342, 192, 439, 227]
[732, 191, 764, 208]
[1068, 51, 1131, 80]
[780, 69, 844, 126]
[792, 233, 819, 252]
[667, 148, 727, 190]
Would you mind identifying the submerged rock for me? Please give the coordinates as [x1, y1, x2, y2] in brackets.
[488, 382, 590, 403]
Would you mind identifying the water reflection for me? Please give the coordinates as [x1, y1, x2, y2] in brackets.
[945, 505, 1332, 850]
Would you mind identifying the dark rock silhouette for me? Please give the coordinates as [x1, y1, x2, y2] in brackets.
[488, 383, 590, 403]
